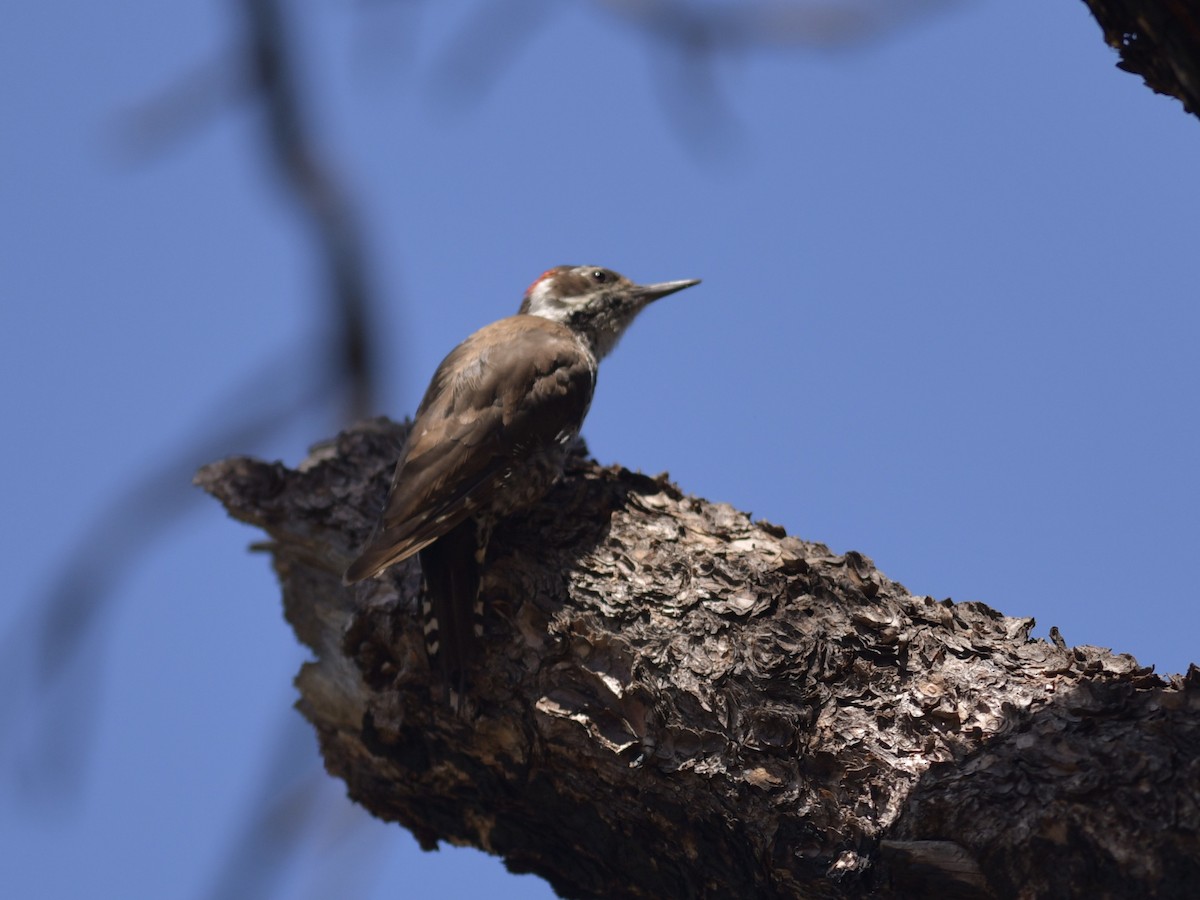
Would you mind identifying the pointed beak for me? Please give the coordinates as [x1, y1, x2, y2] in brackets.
[634, 278, 701, 304]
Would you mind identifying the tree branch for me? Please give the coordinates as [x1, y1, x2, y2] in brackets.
[197, 419, 1200, 899]
[1082, 0, 1200, 120]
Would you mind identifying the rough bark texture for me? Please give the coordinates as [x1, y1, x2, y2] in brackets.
[1082, 0, 1200, 118]
[197, 419, 1200, 899]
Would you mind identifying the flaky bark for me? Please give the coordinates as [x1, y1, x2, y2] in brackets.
[198, 419, 1200, 899]
[1082, 0, 1200, 119]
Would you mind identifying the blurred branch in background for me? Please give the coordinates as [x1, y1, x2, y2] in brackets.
[2, 344, 334, 799]
[201, 713, 390, 900]
[4, 0, 378, 801]
[598, 0, 960, 48]
[116, 0, 378, 421]
[429, 0, 960, 155]
[428, 0, 558, 108]
[242, 0, 378, 423]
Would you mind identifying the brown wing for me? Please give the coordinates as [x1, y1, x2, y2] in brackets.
[343, 315, 595, 583]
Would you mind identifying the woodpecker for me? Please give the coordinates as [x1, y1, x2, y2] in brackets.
[343, 265, 699, 699]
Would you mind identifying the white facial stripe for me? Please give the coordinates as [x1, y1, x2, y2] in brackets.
[525, 278, 571, 322]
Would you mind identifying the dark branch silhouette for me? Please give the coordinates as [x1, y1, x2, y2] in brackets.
[1081, 0, 1200, 118]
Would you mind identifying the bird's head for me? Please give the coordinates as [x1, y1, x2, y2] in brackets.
[519, 265, 699, 359]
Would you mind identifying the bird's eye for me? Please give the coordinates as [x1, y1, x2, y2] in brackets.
[591, 269, 608, 283]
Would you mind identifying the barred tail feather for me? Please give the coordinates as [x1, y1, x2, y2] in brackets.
[417, 518, 485, 704]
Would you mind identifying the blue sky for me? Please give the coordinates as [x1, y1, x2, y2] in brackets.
[3, 1, 1197, 897]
